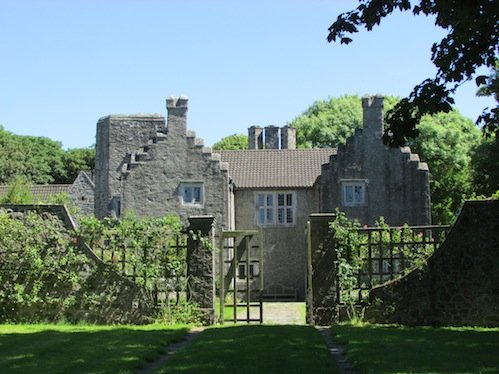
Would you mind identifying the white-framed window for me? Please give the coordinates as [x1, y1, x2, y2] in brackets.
[179, 182, 204, 206]
[342, 180, 366, 206]
[256, 192, 295, 226]
[238, 262, 259, 279]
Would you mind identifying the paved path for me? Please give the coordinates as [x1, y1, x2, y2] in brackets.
[262, 302, 305, 324]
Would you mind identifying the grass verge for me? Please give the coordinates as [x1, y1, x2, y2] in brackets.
[332, 324, 499, 373]
[0, 324, 189, 373]
[156, 325, 338, 373]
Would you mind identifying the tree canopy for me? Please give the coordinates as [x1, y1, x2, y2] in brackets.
[289, 95, 399, 148]
[327, 0, 498, 146]
[212, 133, 248, 150]
[0, 125, 95, 184]
[407, 111, 481, 223]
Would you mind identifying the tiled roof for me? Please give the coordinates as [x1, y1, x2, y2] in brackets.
[0, 184, 72, 201]
[218, 148, 336, 189]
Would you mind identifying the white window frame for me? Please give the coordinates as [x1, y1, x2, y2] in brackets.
[341, 180, 367, 207]
[179, 182, 204, 206]
[238, 262, 259, 279]
[256, 191, 296, 227]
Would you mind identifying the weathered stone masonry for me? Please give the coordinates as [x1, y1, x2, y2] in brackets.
[94, 97, 231, 233]
[320, 95, 431, 225]
[95, 114, 164, 219]
[366, 199, 499, 326]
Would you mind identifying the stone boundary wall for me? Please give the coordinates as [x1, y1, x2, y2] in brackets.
[308, 213, 339, 326]
[0, 204, 155, 324]
[366, 200, 499, 326]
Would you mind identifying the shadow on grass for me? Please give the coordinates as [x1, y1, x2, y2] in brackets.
[156, 325, 338, 373]
[0, 325, 189, 373]
[332, 324, 499, 373]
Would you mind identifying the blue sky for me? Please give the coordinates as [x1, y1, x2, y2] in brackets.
[0, 0, 495, 149]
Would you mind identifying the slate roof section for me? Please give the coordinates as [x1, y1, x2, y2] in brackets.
[0, 184, 72, 201]
[218, 148, 336, 189]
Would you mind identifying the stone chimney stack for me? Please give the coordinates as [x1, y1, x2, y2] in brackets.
[265, 125, 279, 149]
[280, 125, 296, 149]
[248, 126, 264, 149]
[362, 95, 384, 140]
[166, 95, 188, 137]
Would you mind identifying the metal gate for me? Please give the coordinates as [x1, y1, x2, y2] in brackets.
[219, 230, 263, 323]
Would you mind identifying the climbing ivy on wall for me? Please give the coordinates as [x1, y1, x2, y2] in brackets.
[330, 210, 443, 321]
[0, 208, 195, 324]
[0, 209, 87, 322]
[78, 214, 185, 294]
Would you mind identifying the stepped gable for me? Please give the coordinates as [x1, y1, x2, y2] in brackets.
[115, 96, 230, 229]
[320, 95, 431, 225]
[120, 98, 227, 178]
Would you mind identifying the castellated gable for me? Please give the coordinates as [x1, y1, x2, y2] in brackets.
[320, 95, 431, 225]
[94, 96, 230, 231]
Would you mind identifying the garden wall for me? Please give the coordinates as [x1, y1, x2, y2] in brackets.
[366, 200, 499, 326]
[0, 204, 154, 324]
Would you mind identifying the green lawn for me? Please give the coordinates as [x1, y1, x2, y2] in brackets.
[332, 324, 499, 373]
[156, 325, 338, 373]
[0, 324, 189, 373]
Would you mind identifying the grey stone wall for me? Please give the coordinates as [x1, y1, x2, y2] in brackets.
[320, 95, 431, 226]
[118, 97, 230, 232]
[366, 200, 499, 326]
[308, 213, 338, 326]
[187, 216, 216, 324]
[94, 114, 165, 218]
[68, 171, 95, 216]
[233, 186, 319, 300]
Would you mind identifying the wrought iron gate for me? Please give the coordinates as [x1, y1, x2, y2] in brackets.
[219, 230, 263, 323]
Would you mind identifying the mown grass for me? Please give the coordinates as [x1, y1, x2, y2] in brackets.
[156, 325, 338, 373]
[332, 324, 499, 373]
[0, 324, 189, 373]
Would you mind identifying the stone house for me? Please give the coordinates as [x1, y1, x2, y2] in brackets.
[93, 95, 430, 300]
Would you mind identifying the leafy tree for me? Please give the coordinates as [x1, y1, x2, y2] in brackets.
[407, 111, 481, 223]
[0, 126, 66, 184]
[0, 126, 32, 183]
[327, 0, 498, 145]
[0, 125, 95, 184]
[471, 137, 499, 197]
[20, 135, 67, 184]
[63, 147, 96, 183]
[290, 95, 362, 148]
[477, 61, 499, 102]
[476, 61, 499, 135]
[212, 134, 248, 150]
[290, 95, 399, 148]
